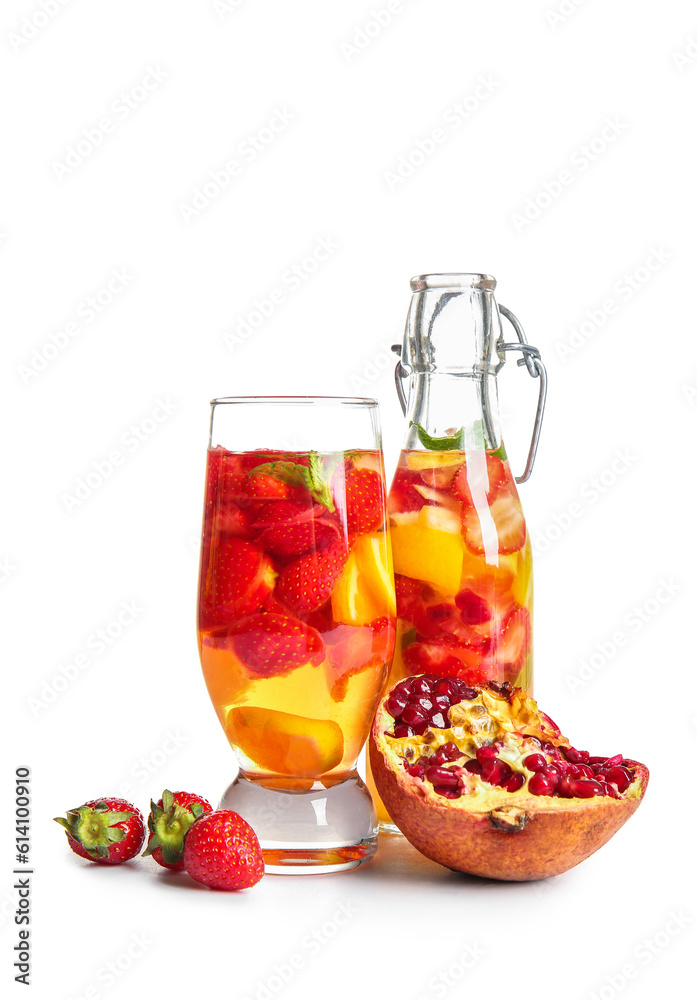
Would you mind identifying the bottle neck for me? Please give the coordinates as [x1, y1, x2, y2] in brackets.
[404, 371, 502, 452]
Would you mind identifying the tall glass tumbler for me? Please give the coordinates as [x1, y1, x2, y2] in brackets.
[197, 397, 396, 872]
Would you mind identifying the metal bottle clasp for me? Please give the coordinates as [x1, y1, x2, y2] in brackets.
[391, 304, 547, 484]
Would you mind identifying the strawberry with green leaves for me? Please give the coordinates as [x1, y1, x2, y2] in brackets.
[143, 790, 212, 871]
[54, 798, 145, 864]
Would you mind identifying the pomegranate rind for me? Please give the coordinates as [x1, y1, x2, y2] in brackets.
[369, 684, 649, 881]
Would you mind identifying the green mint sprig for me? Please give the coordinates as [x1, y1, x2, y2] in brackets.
[249, 450, 341, 511]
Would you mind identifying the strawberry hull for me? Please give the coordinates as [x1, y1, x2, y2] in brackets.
[197, 447, 396, 787]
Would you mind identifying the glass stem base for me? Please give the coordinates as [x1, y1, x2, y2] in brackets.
[219, 771, 378, 874]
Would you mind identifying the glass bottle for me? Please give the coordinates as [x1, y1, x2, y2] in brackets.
[373, 273, 547, 828]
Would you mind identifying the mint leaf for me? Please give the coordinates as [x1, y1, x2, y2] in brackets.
[411, 420, 495, 452]
[250, 452, 337, 512]
[250, 461, 311, 491]
[308, 452, 338, 512]
[411, 422, 465, 451]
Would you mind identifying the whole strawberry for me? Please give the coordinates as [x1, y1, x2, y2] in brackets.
[53, 798, 145, 864]
[142, 789, 212, 870]
[183, 810, 264, 890]
[276, 539, 347, 614]
[228, 613, 325, 677]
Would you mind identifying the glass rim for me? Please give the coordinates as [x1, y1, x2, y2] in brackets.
[410, 273, 496, 291]
[210, 395, 379, 407]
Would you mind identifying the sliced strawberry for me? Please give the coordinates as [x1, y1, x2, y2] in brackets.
[388, 467, 425, 514]
[462, 490, 527, 555]
[228, 613, 324, 676]
[493, 605, 530, 681]
[420, 465, 460, 490]
[395, 574, 424, 618]
[276, 539, 348, 614]
[451, 454, 508, 506]
[252, 500, 340, 558]
[200, 537, 276, 629]
[326, 616, 395, 702]
[338, 468, 384, 535]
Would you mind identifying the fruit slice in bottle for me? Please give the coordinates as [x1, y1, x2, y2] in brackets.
[390, 506, 465, 593]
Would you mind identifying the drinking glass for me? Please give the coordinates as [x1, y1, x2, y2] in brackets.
[196, 397, 396, 872]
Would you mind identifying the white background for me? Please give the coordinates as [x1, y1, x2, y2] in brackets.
[2, 1, 695, 998]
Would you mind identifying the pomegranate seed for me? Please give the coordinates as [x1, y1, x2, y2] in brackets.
[599, 781, 620, 799]
[503, 773, 525, 793]
[476, 746, 499, 764]
[522, 753, 546, 773]
[435, 788, 462, 799]
[427, 602, 453, 624]
[406, 764, 425, 778]
[415, 696, 434, 713]
[433, 694, 451, 712]
[455, 589, 491, 624]
[412, 721, 429, 736]
[464, 759, 482, 775]
[542, 763, 562, 780]
[411, 677, 433, 697]
[557, 775, 574, 798]
[393, 679, 413, 698]
[605, 765, 632, 793]
[604, 754, 624, 768]
[566, 765, 583, 779]
[440, 742, 461, 761]
[429, 711, 448, 729]
[425, 766, 460, 789]
[433, 678, 459, 698]
[386, 692, 408, 718]
[564, 747, 590, 764]
[401, 704, 428, 727]
[454, 680, 478, 700]
[430, 750, 446, 766]
[481, 759, 512, 786]
[528, 773, 557, 796]
[393, 724, 413, 738]
[589, 755, 608, 765]
[575, 763, 595, 779]
[569, 778, 604, 798]
[417, 755, 431, 766]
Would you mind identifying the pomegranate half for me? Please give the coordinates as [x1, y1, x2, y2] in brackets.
[369, 676, 648, 881]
